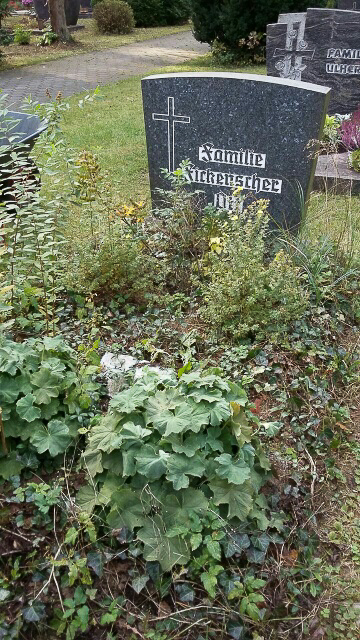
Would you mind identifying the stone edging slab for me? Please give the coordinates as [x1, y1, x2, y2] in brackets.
[314, 152, 360, 194]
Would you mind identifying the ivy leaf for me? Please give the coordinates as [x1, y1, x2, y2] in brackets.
[210, 478, 253, 521]
[87, 551, 105, 577]
[135, 445, 169, 481]
[245, 546, 266, 564]
[131, 575, 149, 594]
[110, 385, 148, 413]
[0, 588, 11, 601]
[30, 419, 71, 456]
[251, 533, 271, 552]
[23, 602, 46, 622]
[163, 488, 208, 528]
[175, 583, 195, 603]
[0, 452, 24, 479]
[16, 394, 41, 423]
[214, 453, 251, 485]
[31, 368, 61, 405]
[222, 533, 250, 558]
[107, 488, 149, 529]
[227, 619, 246, 640]
[166, 453, 205, 490]
[0, 376, 21, 403]
[137, 515, 190, 572]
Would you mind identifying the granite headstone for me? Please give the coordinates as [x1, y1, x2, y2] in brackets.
[267, 8, 360, 114]
[337, 0, 359, 10]
[142, 73, 330, 232]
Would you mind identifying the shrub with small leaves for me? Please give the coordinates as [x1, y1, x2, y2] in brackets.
[93, 0, 135, 34]
[201, 200, 309, 340]
[0, 335, 100, 479]
[13, 25, 30, 44]
[349, 148, 360, 173]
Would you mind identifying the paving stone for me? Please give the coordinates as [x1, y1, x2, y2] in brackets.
[0, 31, 209, 107]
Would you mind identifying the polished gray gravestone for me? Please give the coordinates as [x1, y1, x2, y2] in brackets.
[142, 73, 330, 232]
[338, 0, 359, 10]
[267, 8, 360, 114]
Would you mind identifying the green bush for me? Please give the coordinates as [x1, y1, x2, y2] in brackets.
[350, 149, 360, 173]
[64, 151, 154, 298]
[13, 25, 30, 45]
[78, 369, 271, 580]
[201, 201, 308, 340]
[93, 0, 135, 34]
[127, 0, 190, 27]
[0, 335, 100, 480]
[190, 0, 327, 56]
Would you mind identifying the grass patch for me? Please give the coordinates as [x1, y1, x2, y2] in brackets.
[0, 17, 191, 69]
[61, 57, 266, 203]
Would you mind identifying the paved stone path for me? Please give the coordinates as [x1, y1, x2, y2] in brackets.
[0, 31, 209, 108]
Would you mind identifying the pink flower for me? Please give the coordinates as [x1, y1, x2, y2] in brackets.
[341, 107, 360, 150]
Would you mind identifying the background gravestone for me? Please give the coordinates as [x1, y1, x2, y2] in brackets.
[267, 8, 360, 114]
[303, 9, 360, 114]
[142, 73, 330, 232]
[267, 13, 310, 81]
[337, 0, 359, 10]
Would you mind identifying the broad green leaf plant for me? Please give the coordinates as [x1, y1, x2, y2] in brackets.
[0, 334, 100, 479]
[78, 369, 272, 573]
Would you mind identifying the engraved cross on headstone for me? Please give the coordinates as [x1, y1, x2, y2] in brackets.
[152, 97, 190, 173]
[273, 18, 315, 80]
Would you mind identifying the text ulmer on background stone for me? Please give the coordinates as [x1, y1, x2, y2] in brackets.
[142, 73, 330, 232]
[266, 8, 360, 114]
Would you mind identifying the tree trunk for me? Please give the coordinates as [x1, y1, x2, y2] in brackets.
[49, 0, 71, 40]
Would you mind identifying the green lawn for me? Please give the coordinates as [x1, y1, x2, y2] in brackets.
[61, 55, 360, 255]
[0, 18, 191, 69]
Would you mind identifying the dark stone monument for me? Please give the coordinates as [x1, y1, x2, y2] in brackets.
[338, 0, 359, 10]
[33, 0, 81, 25]
[267, 13, 311, 82]
[0, 112, 47, 204]
[267, 8, 360, 114]
[142, 73, 330, 232]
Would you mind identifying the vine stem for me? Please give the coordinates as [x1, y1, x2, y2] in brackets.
[0, 407, 8, 454]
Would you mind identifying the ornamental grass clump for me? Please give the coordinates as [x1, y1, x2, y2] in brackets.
[201, 200, 308, 340]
